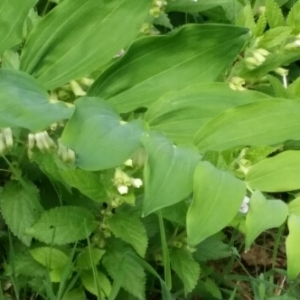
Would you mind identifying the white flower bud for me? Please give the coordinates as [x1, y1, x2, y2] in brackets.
[274, 67, 288, 77]
[79, 77, 94, 86]
[28, 133, 35, 150]
[230, 77, 245, 85]
[34, 133, 45, 150]
[245, 57, 260, 66]
[0, 134, 6, 154]
[117, 185, 128, 195]
[253, 51, 266, 64]
[114, 49, 126, 58]
[67, 148, 76, 163]
[255, 48, 270, 57]
[124, 159, 133, 167]
[70, 80, 86, 96]
[239, 203, 249, 214]
[131, 178, 143, 188]
[2, 128, 13, 149]
[229, 82, 237, 90]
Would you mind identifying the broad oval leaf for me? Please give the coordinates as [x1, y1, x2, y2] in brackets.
[187, 162, 246, 246]
[245, 191, 288, 250]
[142, 132, 200, 216]
[145, 83, 270, 145]
[246, 151, 300, 192]
[20, 0, 151, 89]
[288, 196, 300, 216]
[0, 69, 73, 132]
[0, 0, 37, 54]
[195, 99, 300, 152]
[61, 97, 145, 171]
[107, 212, 148, 257]
[88, 24, 249, 113]
[0, 181, 43, 246]
[286, 214, 300, 280]
[27, 206, 96, 245]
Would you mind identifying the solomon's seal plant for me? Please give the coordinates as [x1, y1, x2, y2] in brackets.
[1, 0, 300, 299]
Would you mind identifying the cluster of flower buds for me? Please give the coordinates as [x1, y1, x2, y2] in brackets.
[150, 0, 167, 18]
[113, 168, 143, 195]
[244, 48, 270, 70]
[57, 139, 76, 163]
[228, 76, 246, 91]
[0, 128, 13, 154]
[28, 131, 56, 152]
[239, 196, 250, 214]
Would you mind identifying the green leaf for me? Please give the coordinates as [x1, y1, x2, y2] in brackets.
[30, 247, 68, 269]
[258, 27, 292, 49]
[288, 196, 300, 215]
[286, 0, 300, 29]
[161, 201, 188, 226]
[81, 270, 111, 298]
[236, 2, 256, 32]
[267, 75, 290, 98]
[62, 288, 86, 300]
[142, 132, 200, 216]
[245, 191, 288, 249]
[0, 0, 37, 54]
[195, 99, 300, 152]
[88, 24, 249, 113]
[107, 212, 148, 257]
[246, 151, 300, 192]
[166, 0, 230, 13]
[169, 248, 200, 295]
[27, 206, 96, 245]
[194, 235, 233, 262]
[255, 13, 267, 37]
[0, 181, 43, 246]
[20, 0, 151, 89]
[287, 214, 300, 279]
[61, 97, 145, 171]
[187, 162, 246, 246]
[103, 240, 146, 300]
[145, 83, 270, 145]
[265, 0, 285, 28]
[76, 248, 105, 270]
[0, 69, 73, 132]
[241, 51, 300, 79]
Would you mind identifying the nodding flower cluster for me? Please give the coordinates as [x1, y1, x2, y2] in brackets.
[240, 196, 250, 214]
[0, 128, 13, 154]
[113, 168, 143, 195]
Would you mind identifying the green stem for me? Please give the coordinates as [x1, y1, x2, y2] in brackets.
[158, 211, 172, 290]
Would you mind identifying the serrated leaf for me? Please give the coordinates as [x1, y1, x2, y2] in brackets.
[286, 0, 300, 29]
[153, 12, 173, 29]
[194, 235, 233, 262]
[8, 248, 45, 277]
[61, 97, 145, 171]
[76, 248, 105, 270]
[169, 248, 200, 295]
[88, 24, 249, 113]
[236, 3, 256, 32]
[20, 0, 151, 89]
[0, 181, 43, 246]
[145, 83, 270, 145]
[107, 212, 147, 257]
[246, 151, 300, 192]
[30, 247, 68, 269]
[286, 214, 300, 279]
[195, 100, 300, 152]
[265, 0, 285, 28]
[62, 288, 86, 300]
[244, 146, 277, 165]
[103, 240, 146, 300]
[27, 206, 96, 245]
[142, 132, 200, 216]
[0, 0, 37, 54]
[255, 13, 267, 37]
[81, 270, 111, 297]
[245, 191, 288, 249]
[0, 69, 73, 132]
[258, 27, 292, 49]
[187, 162, 246, 246]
